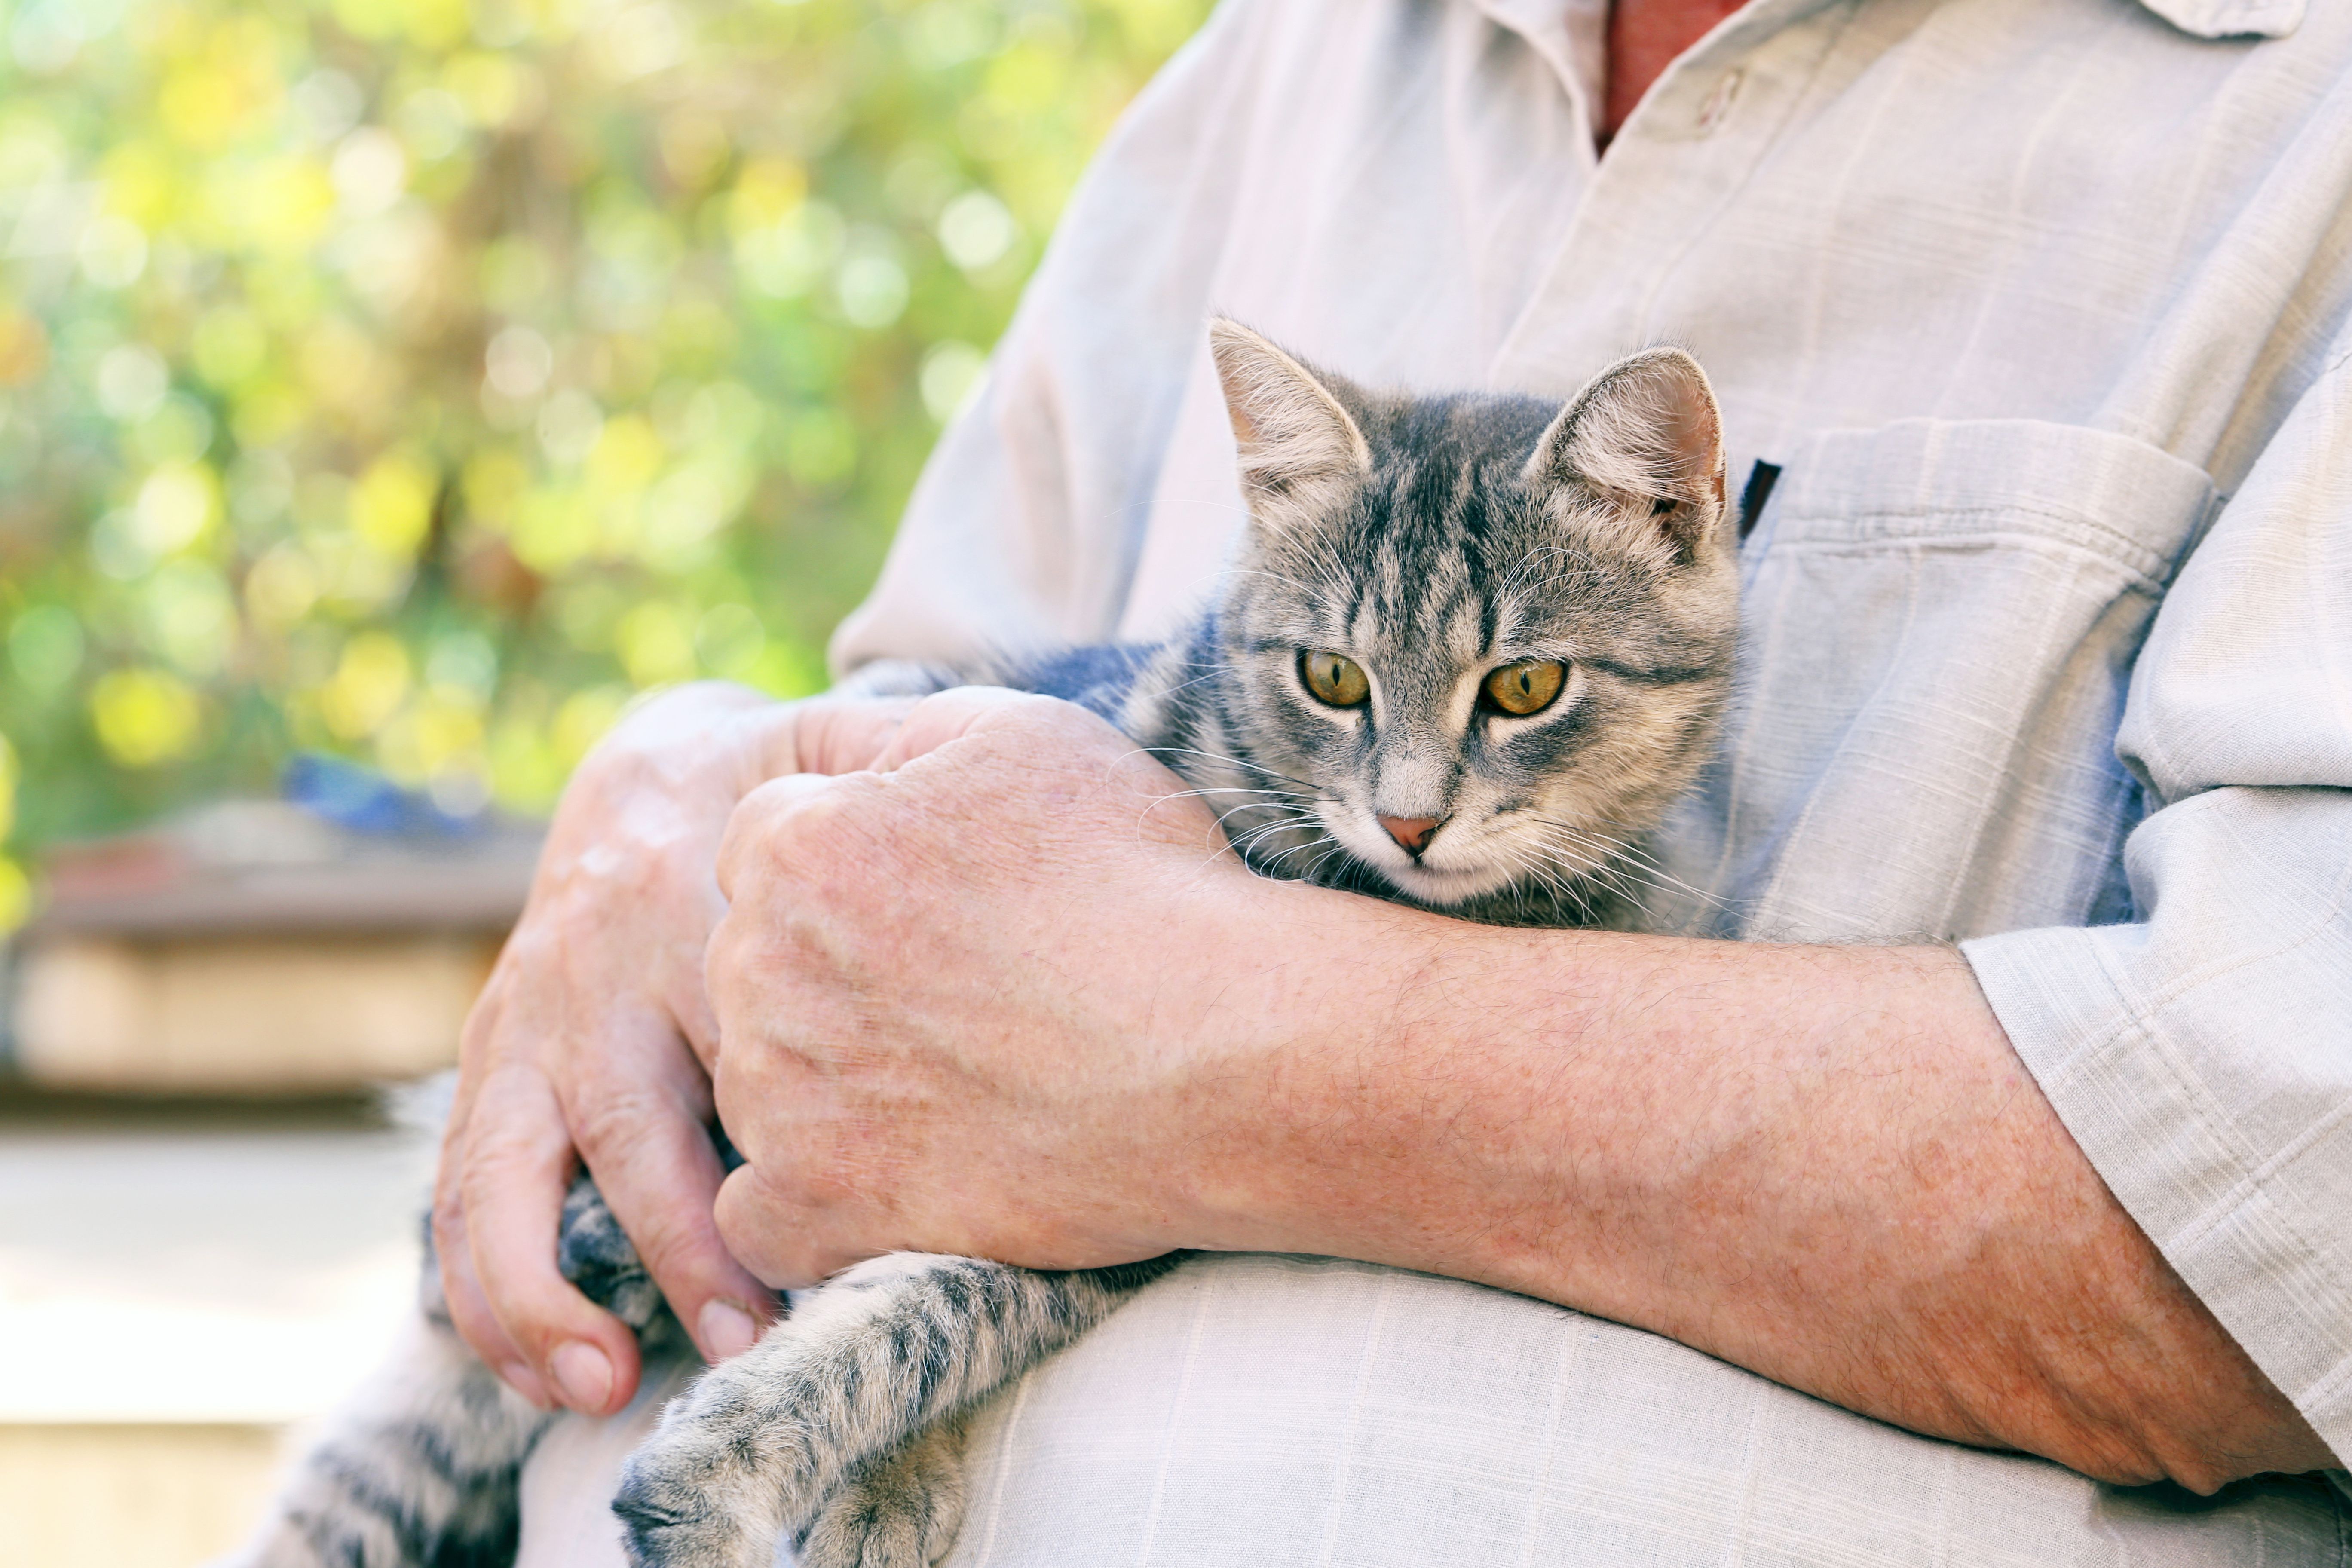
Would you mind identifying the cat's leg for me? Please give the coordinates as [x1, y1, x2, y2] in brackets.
[613, 1253, 1182, 1568]
[222, 1172, 679, 1568]
[795, 1416, 972, 1568]
[214, 1308, 556, 1568]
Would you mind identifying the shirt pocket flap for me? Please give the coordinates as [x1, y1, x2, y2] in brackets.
[1652, 418, 2220, 943]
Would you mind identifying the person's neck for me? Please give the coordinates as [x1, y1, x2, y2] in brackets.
[1601, 0, 1750, 147]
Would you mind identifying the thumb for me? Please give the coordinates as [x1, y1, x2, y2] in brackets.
[714, 1158, 882, 1290]
[874, 686, 1066, 772]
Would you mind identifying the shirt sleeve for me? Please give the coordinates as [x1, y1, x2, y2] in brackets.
[825, 0, 1268, 685]
[1962, 343, 2352, 1469]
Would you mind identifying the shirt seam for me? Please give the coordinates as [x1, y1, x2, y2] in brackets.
[1768, 528, 2175, 594]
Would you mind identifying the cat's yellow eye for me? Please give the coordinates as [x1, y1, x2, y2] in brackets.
[1300, 650, 1370, 707]
[1483, 659, 1567, 716]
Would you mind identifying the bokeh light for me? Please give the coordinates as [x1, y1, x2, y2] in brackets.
[0, 0, 1210, 921]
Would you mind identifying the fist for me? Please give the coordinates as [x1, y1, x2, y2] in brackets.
[704, 689, 1282, 1287]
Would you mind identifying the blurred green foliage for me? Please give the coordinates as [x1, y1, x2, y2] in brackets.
[0, 0, 1207, 926]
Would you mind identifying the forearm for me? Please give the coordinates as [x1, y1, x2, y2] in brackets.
[1178, 900, 2334, 1488]
[700, 696, 2333, 1487]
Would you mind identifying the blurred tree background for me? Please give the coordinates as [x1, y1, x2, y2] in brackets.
[0, 0, 1208, 928]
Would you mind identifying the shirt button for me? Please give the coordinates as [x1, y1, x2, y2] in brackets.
[1697, 69, 1743, 134]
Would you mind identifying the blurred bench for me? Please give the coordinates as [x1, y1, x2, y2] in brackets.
[3, 784, 536, 1096]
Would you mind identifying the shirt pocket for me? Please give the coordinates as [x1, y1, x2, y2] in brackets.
[1648, 418, 2219, 943]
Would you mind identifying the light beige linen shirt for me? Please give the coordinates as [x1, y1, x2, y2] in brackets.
[523, 0, 2352, 1561]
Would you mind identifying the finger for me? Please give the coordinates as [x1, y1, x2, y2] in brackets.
[791, 694, 921, 776]
[656, 882, 729, 1076]
[904, 688, 1209, 844]
[703, 978, 827, 1173]
[431, 1181, 549, 1406]
[714, 771, 847, 903]
[462, 1063, 644, 1417]
[435, 978, 551, 1400]
[714, 1161, 874, 1290]
[873, 686, 1059, 771]
[566, 1024, 778, 1364]
[668, 965, 727, 1078]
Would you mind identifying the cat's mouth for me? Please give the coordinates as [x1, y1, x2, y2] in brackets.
[1322, 811, 1520, 906]
[1381, 859, 1519, 905]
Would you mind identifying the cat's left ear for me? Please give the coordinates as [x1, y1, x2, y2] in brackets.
[1525, 347, 1727, 564]
[1209, 318, 1373, 515]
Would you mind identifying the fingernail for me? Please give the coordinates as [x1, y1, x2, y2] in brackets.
[699, 1298, 760, 1361]
[551, 1341, 615, 1412]
[499, 1360, 552, 1409]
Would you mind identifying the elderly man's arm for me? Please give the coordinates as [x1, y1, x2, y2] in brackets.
[702, 289, 2352, 1495]
[700, 691, 2338, 1494]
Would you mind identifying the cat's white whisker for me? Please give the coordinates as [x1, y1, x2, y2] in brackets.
[249, 328, 1739, 1568]
[1532, 816, 1729, 915]
[1245, 815, 1344, 876]
[1147, 745, 1319, 793]
[1226, 813, 1320, 858]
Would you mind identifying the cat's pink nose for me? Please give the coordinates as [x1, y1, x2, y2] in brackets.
[1379, 815, 1442, 855]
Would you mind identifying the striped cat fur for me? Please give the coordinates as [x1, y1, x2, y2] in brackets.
[223, 318, 1740, 1568]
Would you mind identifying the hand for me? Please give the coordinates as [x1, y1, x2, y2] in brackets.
[704, 687, 1280, 1284]
[435, 681, 917, 1413]
[703, 688, 2337, 1490]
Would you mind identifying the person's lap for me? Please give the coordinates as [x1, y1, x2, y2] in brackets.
[517, 1255, 2345, 1568]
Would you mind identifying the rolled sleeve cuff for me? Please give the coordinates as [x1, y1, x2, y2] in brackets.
[1963, 924, 2352, 1472]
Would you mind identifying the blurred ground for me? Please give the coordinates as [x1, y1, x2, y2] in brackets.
[0, 1088, 435, 1568]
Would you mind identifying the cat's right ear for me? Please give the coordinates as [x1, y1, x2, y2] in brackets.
[1209, 318, 1372, 513]
[1526, 347, 1728, 566]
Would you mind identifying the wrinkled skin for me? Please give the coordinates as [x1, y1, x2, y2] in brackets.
[703, 689, 2336, 1493]
[434, 683, 919, 1414]
[442, 680, 2334, 1488]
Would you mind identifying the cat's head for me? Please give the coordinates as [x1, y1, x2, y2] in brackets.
[1204, 318, 1739, 919]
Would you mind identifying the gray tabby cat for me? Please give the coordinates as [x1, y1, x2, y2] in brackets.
[225, 318, 1740, 1568]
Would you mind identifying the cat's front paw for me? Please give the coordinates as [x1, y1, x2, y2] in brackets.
[613, 1392, 794, 1568]
[796, 1419, 971, 1568]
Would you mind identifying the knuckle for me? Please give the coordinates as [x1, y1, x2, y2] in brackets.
[713, 1204, 802, 1290]
[756, 777, 858, 846]
[567, 1085, 677, 1167]
[468, 935, 560, 1035]
[442, 1282, 501, 1354]
[499, 922, 561, 972]
[463, 1122, 563, 1193]
[720, 814, 785, 884]
[704, 916, 752, 990]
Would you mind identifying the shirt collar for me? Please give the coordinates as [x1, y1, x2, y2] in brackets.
[1473, 0, 2302, 52]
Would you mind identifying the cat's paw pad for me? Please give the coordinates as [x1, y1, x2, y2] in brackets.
[797, 1496, 951, 1568]
[796, 1422, 970, 1568]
